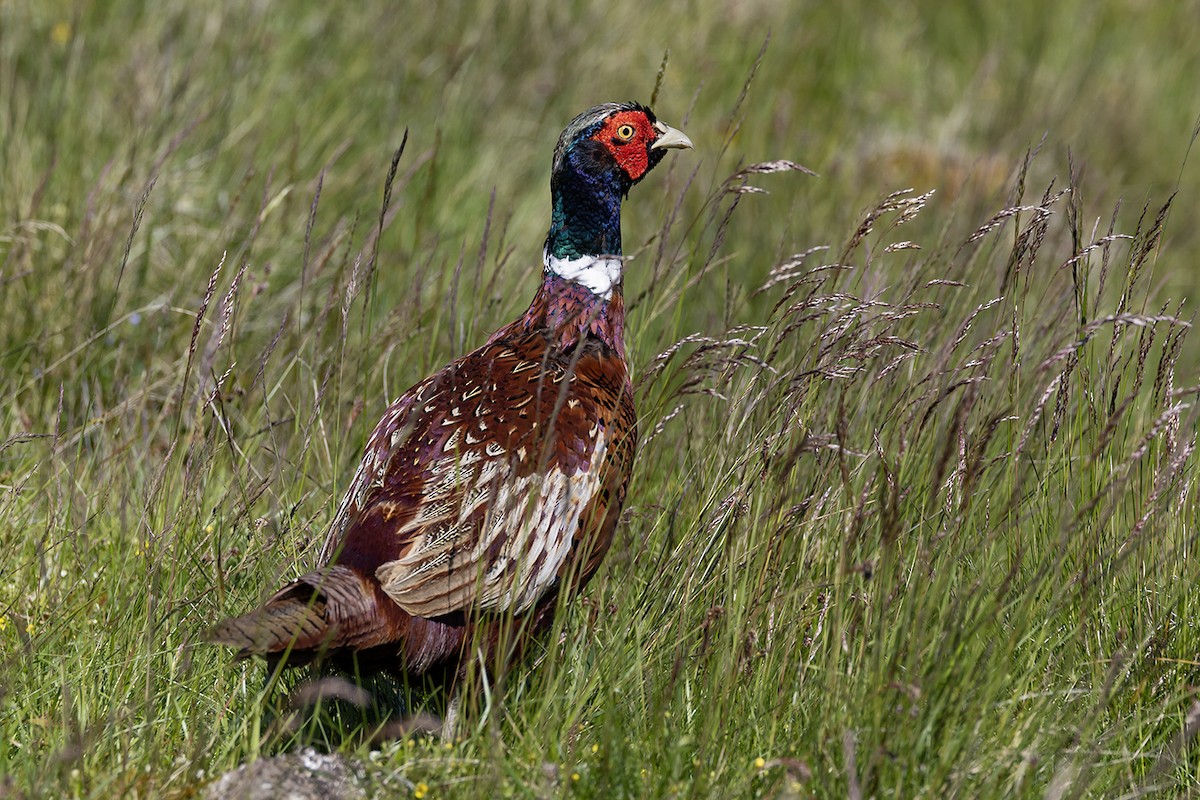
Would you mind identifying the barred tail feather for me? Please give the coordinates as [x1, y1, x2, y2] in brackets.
[205, 592, 328, 658]
[206, 565, 396, 661]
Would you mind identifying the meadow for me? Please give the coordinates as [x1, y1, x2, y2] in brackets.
[3, 1, 1200, 797]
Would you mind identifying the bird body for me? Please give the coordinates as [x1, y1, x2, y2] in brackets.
[208, 103, 692, 679]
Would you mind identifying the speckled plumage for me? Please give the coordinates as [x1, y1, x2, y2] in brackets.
[207, 103, 692, 679]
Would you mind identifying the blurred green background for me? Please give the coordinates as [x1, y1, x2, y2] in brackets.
[4, 0, 1198, 362]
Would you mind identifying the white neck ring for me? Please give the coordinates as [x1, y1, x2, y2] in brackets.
[543, 249, 623, 301]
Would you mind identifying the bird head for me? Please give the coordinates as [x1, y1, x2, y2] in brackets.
[552, 102, 693, 195]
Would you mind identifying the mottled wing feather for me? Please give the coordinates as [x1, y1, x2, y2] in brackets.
[571, 388, 636, 583]
[377, 430, 608, 616]
[317, 386, 424, 566]
[317, 327, 631, 621]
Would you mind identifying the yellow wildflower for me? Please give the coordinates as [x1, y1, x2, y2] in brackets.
[754, 756, 766, 769]
[50, 22, 71, 46]
[414, 781, 428, 799]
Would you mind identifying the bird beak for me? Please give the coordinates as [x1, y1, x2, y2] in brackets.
[651, 121, 694, 151]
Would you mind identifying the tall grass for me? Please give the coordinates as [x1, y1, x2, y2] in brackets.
[3, 1, 1200, 797]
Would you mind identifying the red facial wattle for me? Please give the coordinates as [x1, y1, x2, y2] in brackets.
[592, 111, 658, 181]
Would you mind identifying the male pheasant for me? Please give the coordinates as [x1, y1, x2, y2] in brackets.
[208, 103, 693, 680]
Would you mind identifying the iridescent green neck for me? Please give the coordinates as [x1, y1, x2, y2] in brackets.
[544, 142, 628, 260]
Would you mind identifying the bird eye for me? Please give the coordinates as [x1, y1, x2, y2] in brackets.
[615, 124, 636, 142]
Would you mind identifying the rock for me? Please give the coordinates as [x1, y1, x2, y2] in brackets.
[204, 748, 364, 800]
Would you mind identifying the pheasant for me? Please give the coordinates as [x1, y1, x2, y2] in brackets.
[208, 103, 693, 682]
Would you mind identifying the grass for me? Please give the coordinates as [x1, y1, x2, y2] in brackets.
[3, 0, 1200, 797]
